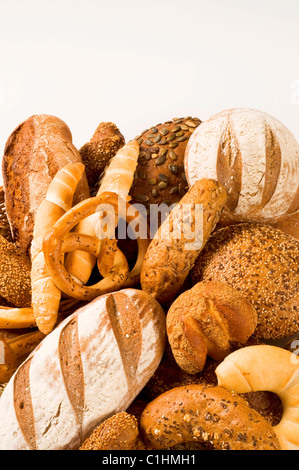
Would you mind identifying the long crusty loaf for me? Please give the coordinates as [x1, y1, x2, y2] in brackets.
[2, 114, 90, 253]
[0, 288, 166, 450]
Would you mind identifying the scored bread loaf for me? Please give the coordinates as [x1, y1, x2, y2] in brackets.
[0, 288, 166, 450]
[2, 114, 90, 253]
[185, 108, 299, 224]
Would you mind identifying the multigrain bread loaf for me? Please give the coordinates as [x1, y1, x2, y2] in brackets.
[139, 384, 280, 450]
[140, 179, 227, 304]
[166, 281, 257, 374]
[191, 223, 299, 339]
[0, 288, 166, 450]
[185, 108, 299, 224]
[2, 114, 90, 254]
[0, 235, 31, 307]
[130, 116, 201, 215]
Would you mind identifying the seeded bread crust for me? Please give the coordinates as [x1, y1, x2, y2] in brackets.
[140, 179, 227, 304]
[139, 384, 280, 450]
[2, 114, 90, 254]
[130, 117, 201, 214]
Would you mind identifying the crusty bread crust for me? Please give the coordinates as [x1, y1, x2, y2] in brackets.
[139, 384, 280, 450]
[2, 114, 90, 254]
[140, 179, 227, 304]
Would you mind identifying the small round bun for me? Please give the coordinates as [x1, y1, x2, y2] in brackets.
[166, 280, 257, 374]
[191, 223, 299, 339]
[130, 116, 201, 213]
[185, 108, 299, 224]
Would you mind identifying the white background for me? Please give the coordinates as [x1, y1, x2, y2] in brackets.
[0, 0, 299, 186]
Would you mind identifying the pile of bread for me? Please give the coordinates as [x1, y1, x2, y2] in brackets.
[0, 109, 298, 451]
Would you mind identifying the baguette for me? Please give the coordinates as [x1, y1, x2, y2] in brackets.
[0, 288, 166, 450]
[2, 114, 90, 254]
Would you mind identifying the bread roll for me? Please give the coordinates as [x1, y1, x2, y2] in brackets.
[191, 223, 299, 339]
[0, 288, 166, 450]
[140, 179, 227, 304]
[185, 108, 299, 224]
[2, 114, 90, 253]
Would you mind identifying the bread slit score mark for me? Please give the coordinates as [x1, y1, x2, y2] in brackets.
[261, 125, 282, 211]
[216, 120, 242, 212]
[58, 316, 84, 431]
[105, 292, 142, 383]
[13, 357, 36, 450]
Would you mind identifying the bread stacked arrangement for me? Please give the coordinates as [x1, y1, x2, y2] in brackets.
[0, 108, 298, 450]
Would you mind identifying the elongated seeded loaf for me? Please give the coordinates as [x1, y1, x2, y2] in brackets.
[0, 288, 166, 450]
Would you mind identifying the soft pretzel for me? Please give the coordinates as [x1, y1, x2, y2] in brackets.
[43, 191, 148, 301]
[64, 140, 140, 286]
[215, 345, 299, 450]
[30, 162, 86, 334]
[139, 384, 280, 450]
[166, 281, 257, 374]
[80, 412, 139, 450]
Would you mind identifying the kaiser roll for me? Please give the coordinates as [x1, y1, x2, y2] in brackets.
[185, 108, 299, 225]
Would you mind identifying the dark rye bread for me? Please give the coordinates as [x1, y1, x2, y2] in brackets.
[0, 289, 166, 450]
[2, 115, 90, 254]
[191, 223, 299, 340]
[130, 116, 201, 217]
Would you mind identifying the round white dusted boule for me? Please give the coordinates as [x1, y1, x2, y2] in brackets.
[184, 108, 299, 223]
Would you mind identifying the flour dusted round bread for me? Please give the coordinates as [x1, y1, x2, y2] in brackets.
[0, 288, 166, 450]
[185, 108, 299, 224]
[191, 223, 299, 339]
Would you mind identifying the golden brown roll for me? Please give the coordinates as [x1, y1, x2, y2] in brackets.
[191, 223, 299, 339]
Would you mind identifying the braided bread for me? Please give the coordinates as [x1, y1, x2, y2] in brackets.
[0, 288, 166, 450]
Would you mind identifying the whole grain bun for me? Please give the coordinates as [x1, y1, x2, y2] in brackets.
[79, 121, 125, 191]
[166, 280, 257, 374]
[191, 223, 299, 339]
[130, 116, 201, 220]
[0, 235, 31, 308]
[2, 114, 90, 254]
[185, 108, 299, 224]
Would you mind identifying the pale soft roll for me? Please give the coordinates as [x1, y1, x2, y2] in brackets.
[0, 288, 166, 450]
[216, 345, 299, 450]
[185, 108, 299, 223]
